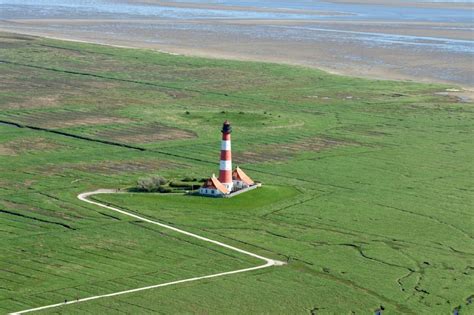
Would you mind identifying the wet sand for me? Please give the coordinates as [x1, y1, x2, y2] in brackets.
[125, 1, 349, 16]
[0, 0, 472, 89]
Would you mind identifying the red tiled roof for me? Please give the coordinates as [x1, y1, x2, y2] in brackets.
[202, 176, 229, 194]
[232, 167, 254, 185]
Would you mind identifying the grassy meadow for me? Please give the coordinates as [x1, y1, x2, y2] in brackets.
[0, 32, 473, 314]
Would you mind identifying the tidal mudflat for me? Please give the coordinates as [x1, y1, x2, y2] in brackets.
[0, 0, 473, 88]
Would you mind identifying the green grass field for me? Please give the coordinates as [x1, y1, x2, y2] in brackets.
[0, 31, 472, 314]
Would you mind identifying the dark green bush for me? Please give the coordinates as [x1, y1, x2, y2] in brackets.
[182, 176, 197, 182]
[158, 186, 173, 193]
[169, 181, 193, 189]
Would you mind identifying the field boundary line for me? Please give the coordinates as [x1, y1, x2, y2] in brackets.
[10, 189, 285, 315]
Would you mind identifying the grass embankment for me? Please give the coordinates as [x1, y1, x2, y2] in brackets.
[0, 32, 472, 314]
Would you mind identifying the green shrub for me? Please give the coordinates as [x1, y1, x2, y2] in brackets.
[136, 176, 168, 192]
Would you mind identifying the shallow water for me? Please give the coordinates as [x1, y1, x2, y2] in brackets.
[0, 0, 326, 20]
[1, 0, 473, 22]
[170, 0, 474, 22]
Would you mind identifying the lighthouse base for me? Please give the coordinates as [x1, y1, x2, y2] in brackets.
[199, 167, 257, 198]
[222, 182, 234, 192]
[222, 184, 259, 198]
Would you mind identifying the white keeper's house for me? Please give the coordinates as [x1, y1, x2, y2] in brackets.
[199, 175, 229, 196]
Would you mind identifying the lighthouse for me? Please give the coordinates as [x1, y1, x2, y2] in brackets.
[218, 120, 233, 191]
[198, 121, 258, 197]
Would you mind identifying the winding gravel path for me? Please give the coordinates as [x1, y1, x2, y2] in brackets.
[10, 189, 285, 314]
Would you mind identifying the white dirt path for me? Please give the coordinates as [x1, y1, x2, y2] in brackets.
[10, 189, 285, 314]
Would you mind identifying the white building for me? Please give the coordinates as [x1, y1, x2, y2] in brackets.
[199, 175, 229, 197]
[232, 166, 255, 189]
[199, 167, 256, 197]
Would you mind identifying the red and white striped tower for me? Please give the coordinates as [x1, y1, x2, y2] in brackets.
[218, 120, 233, 192]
